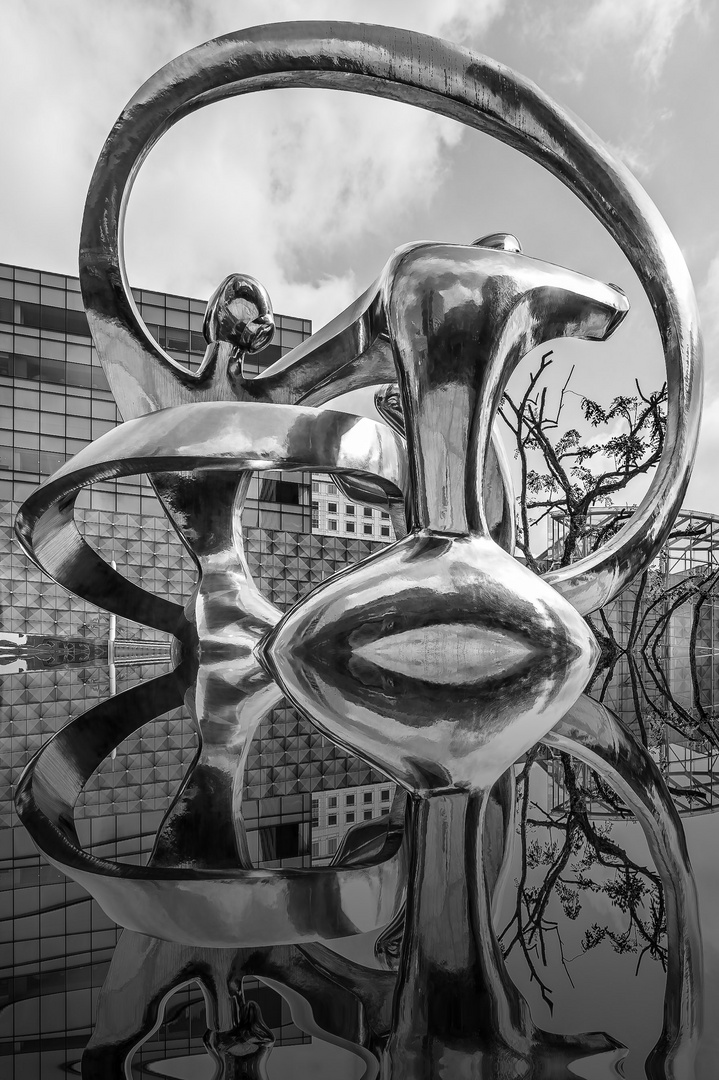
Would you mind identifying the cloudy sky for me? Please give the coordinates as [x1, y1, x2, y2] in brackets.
[3, 0, 717, 513]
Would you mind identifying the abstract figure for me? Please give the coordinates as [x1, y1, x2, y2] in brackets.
[13, 20, 704, 1080]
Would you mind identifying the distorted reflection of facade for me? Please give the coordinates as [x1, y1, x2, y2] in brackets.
[311, 781, 395, 863]
[544, 508, 719, 818]
[0, 262, 393, 1074]
[312, 473, 395, 541]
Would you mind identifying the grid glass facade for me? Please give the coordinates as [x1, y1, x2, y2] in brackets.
[541, 508, 719, 820]
[0, 261, 313, 531]
[0, 263, 394, 1076]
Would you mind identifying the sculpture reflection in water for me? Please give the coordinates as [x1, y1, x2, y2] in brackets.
[78, 697, 701, 1079]
[12, 21, 704, 1080]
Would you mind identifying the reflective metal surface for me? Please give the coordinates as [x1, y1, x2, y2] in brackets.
[79, 20, 702, 617]
[14, 405, 409, 946]
[15, 402, 405, 630]
[9, 18, 708, 1080]
[262, 246, 627, 794]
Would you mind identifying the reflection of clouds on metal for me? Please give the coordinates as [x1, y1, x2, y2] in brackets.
[11, 20, 706, 1079]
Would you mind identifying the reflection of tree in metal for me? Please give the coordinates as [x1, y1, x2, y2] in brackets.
[11, 20, 707, 1080]
[546, 509, 719, 764]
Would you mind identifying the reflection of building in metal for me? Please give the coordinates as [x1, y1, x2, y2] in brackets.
[547, 507, 719, 576]
[0, 262, 391, 1075]
[543, 740, 719, 820]
[547, 507, 719, 683]
[542, 507, 719, 818]
[312, 473, 395, 542]
[0, 631, 107, 673]
[311, 782, 396, 862]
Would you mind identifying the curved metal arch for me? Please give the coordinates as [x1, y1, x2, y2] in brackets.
[14, 402, 405, 629]
[80, 20, 702, 614]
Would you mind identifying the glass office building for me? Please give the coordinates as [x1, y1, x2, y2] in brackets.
[542, 507, 719, 820]
[0, 261, 314, 530]
[0, 263, 392, 1076]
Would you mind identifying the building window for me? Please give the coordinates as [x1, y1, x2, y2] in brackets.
[364, 810, 373, 820]
[329, 519, 337, 530]
[364, 525, 373, 535]
[381, 789, 390, 801]
[259, 823, 301, 861]
[312, 482, 319, 493]
[327, 838, 338, 855]
[346, 813, 355, 824]
[259, 478, 301, 505]
[328, 502, 337, 513]
[381, 511, 390, 520]
[328, 814, 337, 826]
[311, 842, 320, 858]
[381, 526, 390, 537]
[346, 794, 355, 806]
[381, 808, 390, 816]
[346, 522, 355, 533]
[364, 792, 373, 803]
[364, 507, 373, 516]
[346, 505, 354, 515]
[328, 796, 337, 808]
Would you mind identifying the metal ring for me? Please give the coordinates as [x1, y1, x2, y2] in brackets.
[79, 21, 702, 614]
[15, 401, 405, 630]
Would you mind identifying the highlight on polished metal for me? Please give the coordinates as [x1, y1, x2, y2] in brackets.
[12, 18, 705, 1078]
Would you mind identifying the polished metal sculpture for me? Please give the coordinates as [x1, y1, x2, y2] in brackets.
[13, 20, 704, 1079]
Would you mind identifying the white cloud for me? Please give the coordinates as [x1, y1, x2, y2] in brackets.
[421, 0, 510, 41]
[603, 141, 654, 179]
[699, 253, 719, 369]
[580, 0, 703, 83]
[1, 0, 508, 330]
[526, 0, 703, 86]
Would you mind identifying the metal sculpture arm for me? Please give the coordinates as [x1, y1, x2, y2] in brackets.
[14, 402, 405, 627]
[80, 21, 701, 614]
[546, 696, 703, 1080]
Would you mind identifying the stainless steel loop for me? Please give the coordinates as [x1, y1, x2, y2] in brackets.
[79, 21, 702, 614]
[15, 402, 405, 630]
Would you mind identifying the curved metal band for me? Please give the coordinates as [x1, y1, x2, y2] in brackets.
[80, 21, 701, 614]
[14, 664, 407, 948]
[14, 402, 405, 631]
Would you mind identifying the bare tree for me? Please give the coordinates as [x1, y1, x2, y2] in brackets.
[499, 353, 667, 573]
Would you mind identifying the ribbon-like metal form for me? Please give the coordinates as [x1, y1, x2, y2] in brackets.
[13, 21, 704, 1078]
